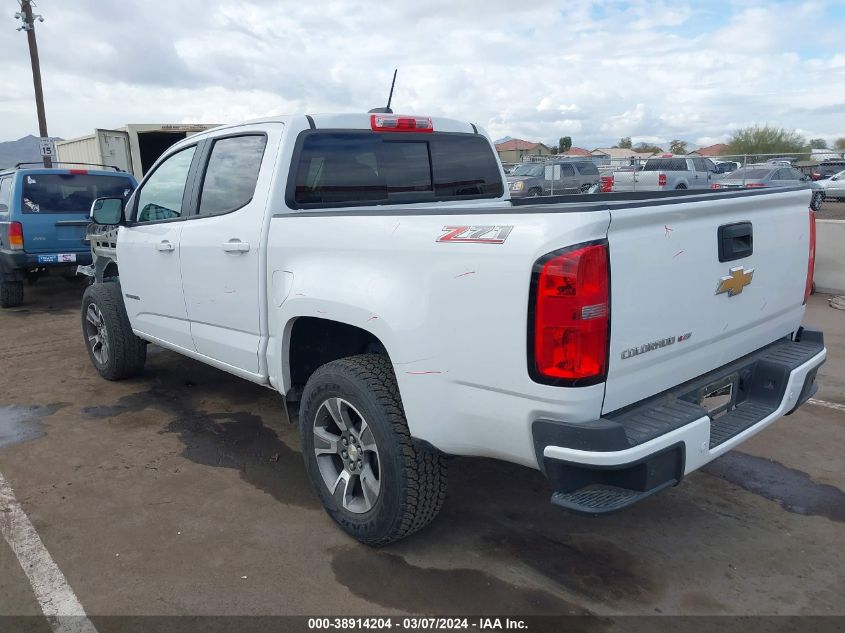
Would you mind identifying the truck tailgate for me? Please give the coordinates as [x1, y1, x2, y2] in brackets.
[602, 188, 812, 414]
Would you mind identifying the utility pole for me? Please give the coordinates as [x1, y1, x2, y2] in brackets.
[15, 0, 51, 167]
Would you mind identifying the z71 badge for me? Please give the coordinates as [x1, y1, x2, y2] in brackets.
[436, 225, 514, 244]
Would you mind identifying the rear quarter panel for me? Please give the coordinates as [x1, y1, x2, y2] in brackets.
[266, 207, 610, 466]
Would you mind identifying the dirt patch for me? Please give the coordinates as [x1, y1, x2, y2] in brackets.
[704, 451, 845, 522]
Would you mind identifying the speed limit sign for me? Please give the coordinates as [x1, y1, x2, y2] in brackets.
[39, 137, 55, 158]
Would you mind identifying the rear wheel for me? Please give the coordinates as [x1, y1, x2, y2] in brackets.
[299, 354, 447, 546]
[0, 281, 23, 308]
[81, 282, 146, 380]
[675, 183, 687, 190]
[811, 191, 824, 211]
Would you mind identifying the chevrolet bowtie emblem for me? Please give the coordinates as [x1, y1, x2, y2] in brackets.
[716, 266, 754, 297]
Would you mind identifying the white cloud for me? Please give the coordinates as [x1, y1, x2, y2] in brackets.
[0, 0, 843, 150]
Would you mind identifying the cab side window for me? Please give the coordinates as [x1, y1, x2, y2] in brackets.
[197, 135, 267, 216]
[0, 176, 12, 214]
[135, 146, 197, 222]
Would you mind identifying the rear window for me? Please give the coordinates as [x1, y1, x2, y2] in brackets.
[20, 173, 134, 214]
[291, 132, 503, 208]
[728, 168, 773, 180]
[574, 162, 599, 175]
[817, 164, 845, 177]
[642, 158, 688, 171]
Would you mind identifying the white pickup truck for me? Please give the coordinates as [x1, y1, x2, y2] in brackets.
[611, 156, 720, 191]
[81, 112, 825, 545]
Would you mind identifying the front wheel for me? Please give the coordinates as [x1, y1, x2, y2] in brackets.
[811, 191, 825, 211]
[81, 282, 146, 380]
[299, 354, 447, 546]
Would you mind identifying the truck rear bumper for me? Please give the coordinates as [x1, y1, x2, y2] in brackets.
[535, 329, 826, 514]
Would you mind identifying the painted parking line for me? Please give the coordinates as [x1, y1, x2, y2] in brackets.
[808, 398, 845, 413]
[0, 472, 98, 633]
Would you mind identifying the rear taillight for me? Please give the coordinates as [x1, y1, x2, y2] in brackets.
[745, 183, 766, 188]
[658, 173, 667, 187]
[529, 242, 610, 385]
[804, 209, 816, 304]
[7, 222, 23, 251]
[601, 175, 613, 192]
[370, 114, 433, 133]
[69, 169, 88, 175]
[710, 183, 722, 189]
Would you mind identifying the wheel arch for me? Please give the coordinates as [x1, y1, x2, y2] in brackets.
[283, 316, 390, 399]
[94, 256, 119, 283]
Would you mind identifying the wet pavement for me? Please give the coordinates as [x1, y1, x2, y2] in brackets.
[0, 277, 843, 619]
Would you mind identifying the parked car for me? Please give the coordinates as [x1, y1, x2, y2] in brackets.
[79, 111, 824, 545]
[766, 157, 798, 166]
[712, 165, 822, 209]
[611, 156, 719, 191]
[811, 161, 845, 181]
[0, 165, 136, 307]
[818, 169, 845, 200]
[712, 165, 810, 189]
[508, 160, 599, 197]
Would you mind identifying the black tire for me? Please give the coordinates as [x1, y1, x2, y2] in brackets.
[299, 354, 447, 546]
[528, 188, 542, 197]
[81, 282, 146, 380]
[675, 183, 687, 190]
[811, 191, 824, 211]
[0, 281, 23, 308]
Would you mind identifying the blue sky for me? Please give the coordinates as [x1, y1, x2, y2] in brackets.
[0, 0, 843, 150]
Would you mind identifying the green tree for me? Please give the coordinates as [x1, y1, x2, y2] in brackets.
[833, 137, 845, 151]
[633, 142, 664, 154]
[669, 139, 688, 154]
[808, 138, 828, 150]
[725, 125, 806, 161]
[617, 136, 633, 149]
[558, 136, 572, 153]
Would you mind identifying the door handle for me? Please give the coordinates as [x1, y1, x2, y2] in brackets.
[156, 240, 175, 252]
[718, 222, 753, 262]
[222, 240, 250, 253]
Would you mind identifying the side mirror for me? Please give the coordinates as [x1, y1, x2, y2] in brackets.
[91, 197, 125, 225]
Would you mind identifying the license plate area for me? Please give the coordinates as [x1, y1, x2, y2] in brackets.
[698, 374, 738, 419]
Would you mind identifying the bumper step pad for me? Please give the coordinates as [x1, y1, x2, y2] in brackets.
[551, 480, 676, 515]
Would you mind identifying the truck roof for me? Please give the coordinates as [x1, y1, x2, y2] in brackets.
[180, 113, 480, 140]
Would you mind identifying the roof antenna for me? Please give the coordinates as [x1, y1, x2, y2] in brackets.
[368, 69, 397, 114]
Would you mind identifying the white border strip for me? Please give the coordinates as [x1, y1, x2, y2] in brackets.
[808, 398, 845, 413]
[0, 472, 98, 633]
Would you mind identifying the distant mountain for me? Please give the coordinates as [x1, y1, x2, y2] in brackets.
[0, 134, 63, 169]
[493, 136, 513, 144]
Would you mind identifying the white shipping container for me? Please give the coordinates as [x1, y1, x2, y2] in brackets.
[56, 123, 218, 179]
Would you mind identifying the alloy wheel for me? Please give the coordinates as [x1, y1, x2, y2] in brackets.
[313, 397, 382, 514]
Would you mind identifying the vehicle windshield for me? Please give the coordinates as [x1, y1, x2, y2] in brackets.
[21, 173, 134, 214]
[725, 168, 773, 180]
[510, 164, 544, 177]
